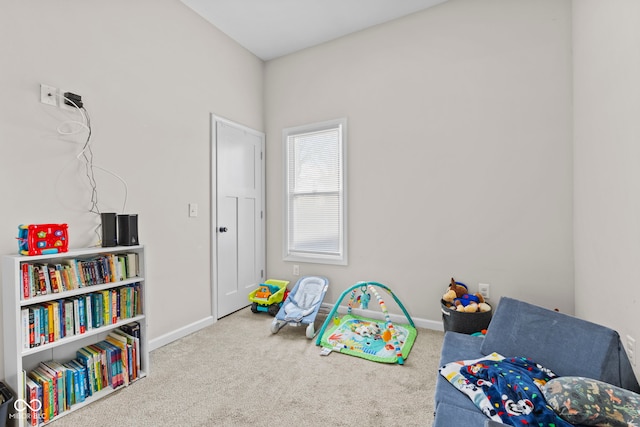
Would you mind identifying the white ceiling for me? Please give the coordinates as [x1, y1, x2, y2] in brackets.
[180, 0, 449, 61]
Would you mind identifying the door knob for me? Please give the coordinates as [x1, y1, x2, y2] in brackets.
[219, 227, 228, 233]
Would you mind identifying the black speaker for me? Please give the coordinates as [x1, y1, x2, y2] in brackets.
[101, 212, 118, 247]
[117, 214, 139, 246]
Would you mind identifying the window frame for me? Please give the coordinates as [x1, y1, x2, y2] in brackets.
[282, 118, 348, 265]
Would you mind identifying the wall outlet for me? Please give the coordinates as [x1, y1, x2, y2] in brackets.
[627, 335, 636, 366]
[188, 203, 198, 217]
[40, 84, 57, 106]
[293, 264, 300, 276]
[478, 283, 490, 299]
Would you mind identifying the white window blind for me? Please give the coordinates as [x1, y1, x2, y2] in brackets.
[283, 119, 347, 265]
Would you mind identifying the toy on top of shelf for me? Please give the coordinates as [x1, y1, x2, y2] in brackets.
[17, 223, 69, 256]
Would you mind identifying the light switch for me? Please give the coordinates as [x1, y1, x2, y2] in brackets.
[189, 203, 198, 217]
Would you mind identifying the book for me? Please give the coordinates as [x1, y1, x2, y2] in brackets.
[61, 361, 79, 406]
[111, 289, 118, 324]
[105, 333, 129, 386]
[85, 294, 93, 331]
[57, 264, 71, 291]
[88, 342, 110, 387]
[120, 321, 140, 339]
[73, 299, 80, 336]
[48, 266, 60, 293]
[35, 265, 46, 295]
[75, 348, 96, 396]
[28, 307, 35, 348]
[66, 360, 87, 402]
[78, 297, 86, 334]
[64, 300, 75, 336]
[36, 365, 58, 418]
[39, 264, 52, 294]
[40, 361, 66, 415]
[126, 253, 138, 278]
[24, 375, 42, 426]
[31, 306, 43, 347]
[63, 258, 83, 288]
[58, 299, 66, 339]
[112, 328, 140, 380]
[29, 367, 53, 421]
[108, 254, 118, 282]
[100, 290, 111, 326]
[92, 341, 120, 388]
[117, 255, 126, 281]
[21, 308, 30, 350]
[22, 263, 30, 299]
[28, 264, 37, 298]
[41, 302, 54, 343]
[90, 293, 102, 328]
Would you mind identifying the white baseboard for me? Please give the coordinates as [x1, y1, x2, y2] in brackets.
[150, 303, 444, 352]
[320, 303, 444, 332]
[148, 316, 215, 351]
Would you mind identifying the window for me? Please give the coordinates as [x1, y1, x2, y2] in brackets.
[283, 118, 347, 265]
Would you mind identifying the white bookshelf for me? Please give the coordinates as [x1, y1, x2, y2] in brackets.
[2, 246, 149, 426]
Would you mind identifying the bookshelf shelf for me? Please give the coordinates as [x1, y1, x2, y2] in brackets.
[2, 246, 149, 427]
[20, 314, 146, 357]
[19, 278, 144, 307]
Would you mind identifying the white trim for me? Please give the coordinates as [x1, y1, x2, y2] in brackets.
[210, 114, 266, 320]
[282, 117, 348, 265]
[148, 316, 215, 351]
[147, 305, 444, 353]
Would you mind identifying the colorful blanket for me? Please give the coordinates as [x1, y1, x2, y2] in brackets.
[439, 353, 573, 426]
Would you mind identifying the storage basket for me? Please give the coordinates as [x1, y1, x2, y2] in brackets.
[441, 299, 492, 334]
[0, 382, 15, 427]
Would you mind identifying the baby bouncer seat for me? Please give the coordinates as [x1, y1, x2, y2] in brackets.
[271, 276, 329, 339]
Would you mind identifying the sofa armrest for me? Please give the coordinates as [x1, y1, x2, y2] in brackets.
[480, 297, 639, 392]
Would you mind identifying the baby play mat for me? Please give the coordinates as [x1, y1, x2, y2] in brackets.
[316, 282, 417, 364]
[319, 314, 417, 364]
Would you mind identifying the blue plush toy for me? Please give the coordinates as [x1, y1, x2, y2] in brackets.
[358, 290, 371, 310]
[455, 293, 482, 307]
[442, 278, 490, 313]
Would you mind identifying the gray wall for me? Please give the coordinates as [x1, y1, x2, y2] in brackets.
[573, 0, 640, 378]
[265, 0, 574, 325]
[0, 0, 263, 380]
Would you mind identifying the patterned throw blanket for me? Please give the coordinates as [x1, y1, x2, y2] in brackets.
[440, 353, 574, 426]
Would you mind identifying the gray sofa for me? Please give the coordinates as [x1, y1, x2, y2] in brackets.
[433, 297, 640, 427]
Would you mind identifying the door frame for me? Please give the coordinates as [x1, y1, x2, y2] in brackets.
[210, 113, 266, 320]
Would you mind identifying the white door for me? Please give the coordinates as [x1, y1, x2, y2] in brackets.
[212, 115, 265, 318]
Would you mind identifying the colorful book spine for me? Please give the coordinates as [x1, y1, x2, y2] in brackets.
[24, 375, 41, 426]
[22, 263, 30, 299]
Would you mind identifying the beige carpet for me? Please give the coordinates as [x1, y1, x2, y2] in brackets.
[51, 307, 444, 427]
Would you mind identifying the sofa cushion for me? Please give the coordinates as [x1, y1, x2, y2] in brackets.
[439, 331, 485, 364]
[480, 297, 640, 392]
[433, 402, 489, 427]
[541, 376, 640, 426]
[435, 331, 485, 413]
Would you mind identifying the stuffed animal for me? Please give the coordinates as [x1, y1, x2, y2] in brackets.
[442, 277, 492, 313]
[442, 278, 468, 303]
[478, 302, 491, 312]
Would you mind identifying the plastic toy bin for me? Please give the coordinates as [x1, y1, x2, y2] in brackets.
[440, 299, 492, 334]
[0, 382, 15, 427]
